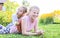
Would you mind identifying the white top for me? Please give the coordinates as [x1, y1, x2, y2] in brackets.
[12, 14, 18, 25]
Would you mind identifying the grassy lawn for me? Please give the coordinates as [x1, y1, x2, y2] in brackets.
[0, 24, 60, 38]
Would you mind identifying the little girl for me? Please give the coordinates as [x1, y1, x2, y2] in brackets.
[0, 6, 27, 34]
[6, 6, 27, 29]
[10, 6, 44, 35]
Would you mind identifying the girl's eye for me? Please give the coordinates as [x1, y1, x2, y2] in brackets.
[37, 12, 39, 14]
[33, 12, 39, 14]
[34, 12, 36, 13]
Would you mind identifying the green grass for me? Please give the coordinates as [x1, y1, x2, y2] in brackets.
[0, 24, 60, 38]
[39, 24, 60, 38]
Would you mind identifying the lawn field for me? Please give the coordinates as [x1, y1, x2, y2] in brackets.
[0, 24, 60, 38]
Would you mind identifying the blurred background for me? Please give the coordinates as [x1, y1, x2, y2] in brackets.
[0, 0, 60, 38]
[0, 0, 60, 26]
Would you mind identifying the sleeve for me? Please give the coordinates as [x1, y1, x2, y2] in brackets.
[12, 14, 18, 25]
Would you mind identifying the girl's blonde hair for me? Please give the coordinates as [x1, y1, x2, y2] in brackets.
[27, 6, 39, 15]
[29, 6, 39, 11]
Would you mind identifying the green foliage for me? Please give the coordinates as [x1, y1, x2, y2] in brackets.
[53, 17, 60, 23]
[52, 10, 60, 23]
[39, 17, 54, 24]
[0, 0, 19, 26]
[0, 11, 12, 26]
[4, 0, 19, 12]
[45, 17, 54, 24]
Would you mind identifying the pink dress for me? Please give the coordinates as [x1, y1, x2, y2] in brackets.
[23, 16, 37, 32]
[10, 16, 38, 33]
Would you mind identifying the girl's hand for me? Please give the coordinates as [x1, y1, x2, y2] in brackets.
[15, 22, 19, 25]
[36, 30, 44, 35]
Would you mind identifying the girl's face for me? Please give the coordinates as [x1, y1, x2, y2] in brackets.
[17, 7, 24, 16]
[29, 8, 39, 20]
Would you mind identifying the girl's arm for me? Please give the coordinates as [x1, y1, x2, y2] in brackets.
[34, 19, 39, 32]
[34, 19, 44, 35]
[21, 18, 39, 36]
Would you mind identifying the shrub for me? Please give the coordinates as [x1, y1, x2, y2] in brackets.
[39, 17, 54, 24]
[0, 0, 19, 26]
[0, 11, 12, 26]
[53, 10, 60, 23]
[39, 13, 54, 24]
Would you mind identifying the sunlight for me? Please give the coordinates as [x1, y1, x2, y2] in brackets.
[10, 0, 60, 15]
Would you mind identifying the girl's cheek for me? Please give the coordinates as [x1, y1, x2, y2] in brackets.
[19, 12, 23, 14]
[36, 15, 38, 17]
